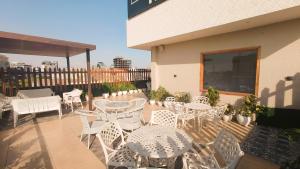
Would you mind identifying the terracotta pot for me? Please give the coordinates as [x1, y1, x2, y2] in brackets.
[111, 93, 117, 97]
[150, 100, 156, 105]
[223, 115, 232, 122]
[237, 114, 251, 126]
[103, 93, 109, 99]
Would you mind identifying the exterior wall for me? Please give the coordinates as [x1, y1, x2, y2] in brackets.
[127, 0, 300, 49]
[151, 19, 300, 109]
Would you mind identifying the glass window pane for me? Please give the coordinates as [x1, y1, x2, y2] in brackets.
[203, 50, 257, 94]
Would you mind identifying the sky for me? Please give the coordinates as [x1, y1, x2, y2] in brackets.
[0, 0, 150, 68]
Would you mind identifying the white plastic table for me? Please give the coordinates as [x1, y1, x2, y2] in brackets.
[127, 125, 193, 159]
[184, 102, 212, 128]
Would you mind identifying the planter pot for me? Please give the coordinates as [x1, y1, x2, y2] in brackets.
[236, 114, 251, 126]
[223, 115, 233, 122]
[137, 89, 142, 93]
[134, 90, 138, 93]
[117, 91, 123, 96]
[103, 93, 109, 99]
[111, 92, 117, 97]
[157, 101, 163, 107]
[150, 100, 156, 105]
[129, 90, 134, 94]
[122, 91, 128, 95]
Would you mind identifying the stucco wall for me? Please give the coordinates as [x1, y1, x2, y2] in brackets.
[151, 19, 300, 109]
[127, 0, 300, 49]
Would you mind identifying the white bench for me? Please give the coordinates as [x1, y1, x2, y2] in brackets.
[11, 96, 62, 127]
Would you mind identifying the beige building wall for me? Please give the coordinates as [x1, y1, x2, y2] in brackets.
[151, 19, 300, 109]
[127, 0, 300, 49]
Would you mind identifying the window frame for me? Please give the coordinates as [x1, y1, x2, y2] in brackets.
[200, 47, 261, 96]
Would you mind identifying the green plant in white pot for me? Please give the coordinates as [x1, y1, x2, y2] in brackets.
[205, 87, 220, 107]
[223, 104, 235, 122]
[236, 94, 267, 126]
[148, 90, 156, 105]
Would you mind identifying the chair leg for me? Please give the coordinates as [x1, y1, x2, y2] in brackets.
[80, 102, 83, 109]
[87, 134, 90, 149]
[14, 112, 18, 128]
[71, 102, 74, 112]
[80, 131, 84, 141]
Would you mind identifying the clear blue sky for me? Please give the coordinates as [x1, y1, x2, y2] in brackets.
[0, 0, 150, 68]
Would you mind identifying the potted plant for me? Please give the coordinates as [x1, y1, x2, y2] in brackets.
[174, 92, 191, 103]
[120, 83, 128, 95]
[102, 82, 110, 99]
[137, 89, 143, 93]
[127, 83, 136, 94]
[205, 87, 220, 107]
[111, 84, 117, 97]
[236, 94, 267, 126]
[223, 104, 235, 122]
[148, 90, 156, 105]
[155, 86, 171, 106]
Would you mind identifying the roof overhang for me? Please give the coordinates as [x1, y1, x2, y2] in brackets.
[0, 31, 96, 57]
[128, 5, 300, 50]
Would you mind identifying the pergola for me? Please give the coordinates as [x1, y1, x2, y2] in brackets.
[0, 31, 96, 110]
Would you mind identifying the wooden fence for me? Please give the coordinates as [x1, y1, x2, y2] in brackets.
[0, 68, 151, 96]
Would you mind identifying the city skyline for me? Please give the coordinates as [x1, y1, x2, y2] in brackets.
[0, 0, 150, 68]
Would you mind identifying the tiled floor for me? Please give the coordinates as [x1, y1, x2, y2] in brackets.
[0, 94, 279, 169]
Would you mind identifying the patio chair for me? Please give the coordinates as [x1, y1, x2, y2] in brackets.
[174, 103, 195, 128]
[163, 96, 176, 109]
[192, 96, 209, 105]
[149, 110, 178, 128]
[96, 121, 137, 169]
[117, 98, 146, 131]
[183, 129, 244, 169]
[204, 104, 227, 129]
[63, 88, 83, 112]
[0, 93, 15, 119]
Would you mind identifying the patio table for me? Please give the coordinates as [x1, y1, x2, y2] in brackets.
[95, 100, 133, 121]
[127, 125, 192, 160]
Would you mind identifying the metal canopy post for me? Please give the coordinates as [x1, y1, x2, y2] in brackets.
[86, 49, 92, 110]
[66, 54, 71, 85]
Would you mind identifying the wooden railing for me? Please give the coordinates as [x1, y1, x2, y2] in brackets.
[0, 68, 151, 96]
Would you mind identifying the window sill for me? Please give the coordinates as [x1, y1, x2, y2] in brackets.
[201, 89, 254, 97]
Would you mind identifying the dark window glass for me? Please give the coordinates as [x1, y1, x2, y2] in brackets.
[203, 50, 257, 94]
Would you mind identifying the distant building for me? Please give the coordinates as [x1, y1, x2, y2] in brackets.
[10, 62, 32, 70]
[96, 62, 106, 68]
[41, 61, 58, 70]
[113, 57, 132, 69]
[0, 54, 9, 69]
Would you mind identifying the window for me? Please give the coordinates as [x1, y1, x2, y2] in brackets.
[201, 48, 259, 94]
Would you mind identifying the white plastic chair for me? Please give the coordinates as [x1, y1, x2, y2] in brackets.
[149, 110, 178, 128]
[205, 104, 227, 129]
[192, 96, 209, 105]
[63, 88, 83, 112]
[183, 129, 244, 169]
[163, 96, 176, 109]
[174, 103, 195, 128]
[0, 94, 15, 119]
[75, 109, 105, 149]
[96, 121, 137, 169]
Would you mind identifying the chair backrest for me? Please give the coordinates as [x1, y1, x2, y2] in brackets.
[96, 121, 125, 164]
[192, 96, 209, 105]
[214, 104, 227, 118]
[213, 129, 244, 169]
[149, 110, 177, 128]
[165, 97, 176, 102]
[164, 97, 176, 109]
[174, 103, 185, 114]
[130, 98, 146, 109]
[75, 111, 91, 131]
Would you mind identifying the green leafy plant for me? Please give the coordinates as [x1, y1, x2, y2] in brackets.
[116, 82, 127, 91]
[224, 104, 235, 115]
[238, 94, 268, 117]
[126, 83, 136, 90]
[155, 86, 172, 101]
[80, 90, 87, 101]
[148, 90, 156, 100]
[205, 87, 220, 106]
[102, 82, 111, 93]
[110, 84, 117, 93]
[174, 92, 191, 103]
